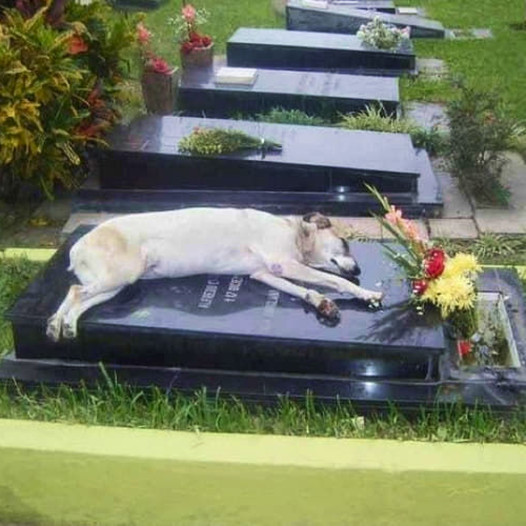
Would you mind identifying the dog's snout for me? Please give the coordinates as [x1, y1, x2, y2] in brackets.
[352, 264, 361, 276]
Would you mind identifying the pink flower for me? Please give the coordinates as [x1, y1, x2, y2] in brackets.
[182, 4, 196, 22]
[136, 22, 152, 45]
[385, 205, 402, 226]
[400, 219, 420, 242]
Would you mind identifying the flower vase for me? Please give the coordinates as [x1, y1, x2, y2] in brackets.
[140, 68, 179, 115]
[180, 43, 214, 69]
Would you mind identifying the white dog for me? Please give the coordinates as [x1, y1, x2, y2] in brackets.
[46, 208, 383, 341]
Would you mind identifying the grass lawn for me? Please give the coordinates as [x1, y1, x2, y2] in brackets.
[140, 0, 526, 120]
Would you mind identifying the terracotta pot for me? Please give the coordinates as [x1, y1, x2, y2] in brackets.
[140, 68, 179, 115]
[180, 43, 214, 69]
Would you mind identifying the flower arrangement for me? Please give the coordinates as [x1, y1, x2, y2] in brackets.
[168, 2, 212, 55]
[357, 17, 410, 51]
[136, 22, 172, 75]
[368, 185, 482, 345]
[179, 127, 282, 156]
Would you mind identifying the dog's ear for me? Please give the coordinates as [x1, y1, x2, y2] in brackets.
[302, 212, 332, 230]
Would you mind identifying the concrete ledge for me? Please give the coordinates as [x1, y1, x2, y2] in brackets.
[0, 419, 525, 525]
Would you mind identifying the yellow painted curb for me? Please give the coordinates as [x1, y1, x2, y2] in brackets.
[0, 419, 525, 526]
[0, 419, 525, 474]
[1, 248, 56, 262]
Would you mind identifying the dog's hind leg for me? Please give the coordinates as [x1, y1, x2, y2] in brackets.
[61, 285, 125, 339]
[250, 271, 340, 321]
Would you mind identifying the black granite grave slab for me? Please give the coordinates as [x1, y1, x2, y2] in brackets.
[227, 28, 416, 76]
[286, 1, 446, 38]
[331, 1, 396, 13]
[331, 1, 396, 14]
[178, 67, 399, 119]
[3, 241, 525, 411]
[6, 232, 445, 378]
[95, 116, 419, 195]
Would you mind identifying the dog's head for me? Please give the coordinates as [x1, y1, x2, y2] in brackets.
[300, 212, 361, 277]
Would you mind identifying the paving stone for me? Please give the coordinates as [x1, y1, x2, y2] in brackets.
[446, 28, 494, 40]
[380, 219, 429, 241]
[61, 212, 123, 239]
[33, 197, 72, 223]
[331, 217, 383, 239]
[434, 170, 473, 218]
[429, 218, 478, 239]
[415, 58, 448, 79]
[474, 153, 526, 234]
[405, 102, 449, 132]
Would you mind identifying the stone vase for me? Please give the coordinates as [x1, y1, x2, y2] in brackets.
[180, 43, 214, 69]
[140, 68, 179, 115]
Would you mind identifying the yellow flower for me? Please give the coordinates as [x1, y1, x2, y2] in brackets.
[442, 253, 481, 279]
[422, 274, 477, 318]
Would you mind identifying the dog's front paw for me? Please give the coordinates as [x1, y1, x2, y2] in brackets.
[364, 290, 384, 308]
[46, 315, 61, 342]
[317, 297, 341, 321]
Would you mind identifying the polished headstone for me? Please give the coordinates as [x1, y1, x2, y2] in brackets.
[227, 28, 416, 76]
[7, 233, 445, 377]
[331, 1, 396, 13]
[286, 0, 445, 38]
[95, 115, 419, 194]
[4, 268, 526, 410]
[178, 66, 399, 119]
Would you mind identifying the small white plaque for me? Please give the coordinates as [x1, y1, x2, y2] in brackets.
[397, 7, 419, 15]
[214, 67, 258, 85]
[301, 0, 329, 9]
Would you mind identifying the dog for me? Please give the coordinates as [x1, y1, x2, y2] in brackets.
[46, 208, 384, 341]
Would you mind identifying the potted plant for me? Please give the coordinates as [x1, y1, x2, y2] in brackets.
[169, 2, 213, 69]
[137, 22, 179, 115]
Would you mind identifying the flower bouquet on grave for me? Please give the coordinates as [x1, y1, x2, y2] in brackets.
[178, 127, 282, 156]
[357, 16, 411, 51]
[367, 185, 483, 360]
[136, 21, 178, 115]
[168, 2, 213, 68]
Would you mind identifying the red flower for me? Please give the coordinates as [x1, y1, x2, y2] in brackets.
[146, 56, 172, 75]
[412, 279, 428, 296]
[458, 340, 472, 357]
[201, 35, 212, 47]
[181, 41, 195, 54]
[68, 34, 88, 55]
[425, 248, 446, 279]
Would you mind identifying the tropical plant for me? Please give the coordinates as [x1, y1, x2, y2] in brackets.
[446, 80, 515, 205]
[0, 1, 137, 200]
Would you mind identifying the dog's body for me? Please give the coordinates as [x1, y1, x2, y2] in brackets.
[47, 208, 383, 341]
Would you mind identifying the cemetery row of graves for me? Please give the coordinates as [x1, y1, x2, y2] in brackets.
[0, 0, 525, 420]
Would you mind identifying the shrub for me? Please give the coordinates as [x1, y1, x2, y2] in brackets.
[339, 106, 447, 155]
[446, 81, 515, 205]
[0, 2, 136, 201]
[255, 108, 328, 126]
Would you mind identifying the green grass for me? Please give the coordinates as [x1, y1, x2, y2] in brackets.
[1, 382, 525, 443]
[0, 256, 41, 355]
[143, 0, 282, 67]
[400, 0, 526, 119]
